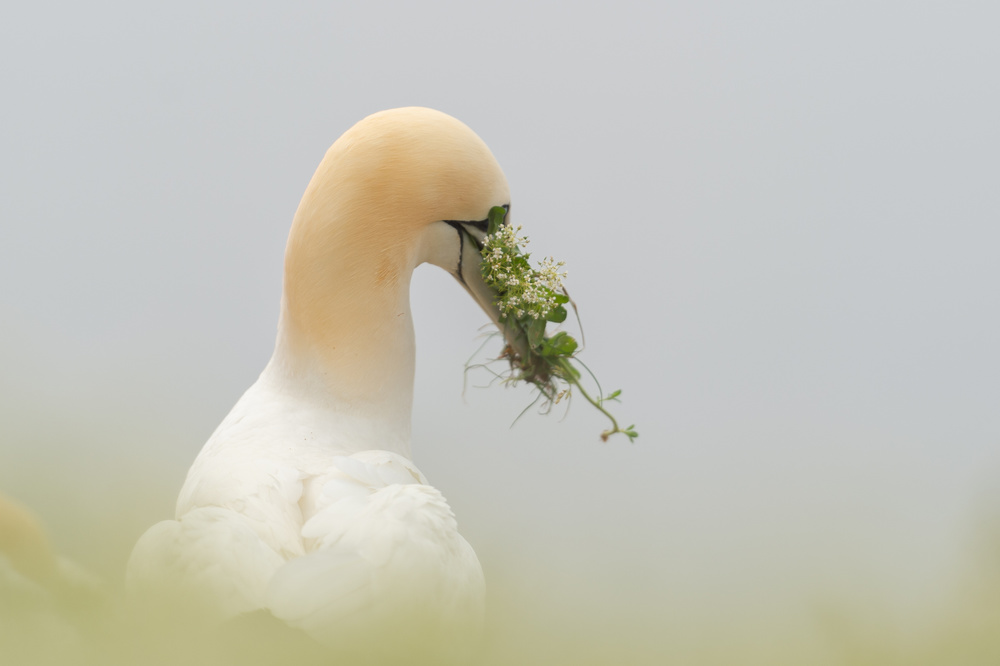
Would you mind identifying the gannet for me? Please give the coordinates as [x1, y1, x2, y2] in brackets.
[127, 107, 517, 659]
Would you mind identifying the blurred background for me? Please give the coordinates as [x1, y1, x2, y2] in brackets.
[1, 1, 999, 663]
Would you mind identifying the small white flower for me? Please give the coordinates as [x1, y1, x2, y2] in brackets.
[482, 223, 568, 321]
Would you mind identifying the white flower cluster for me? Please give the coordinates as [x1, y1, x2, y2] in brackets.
[481, 224, 567, 320]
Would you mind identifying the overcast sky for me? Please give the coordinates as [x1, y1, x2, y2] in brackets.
[2, 0, 999, 656]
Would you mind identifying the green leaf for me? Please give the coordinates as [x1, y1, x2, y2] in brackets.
[545, 332, 578, 356]
[525, 317, 546, 349]
[487, 206, 507, 235]
[546, 304, 567, 323]
[537, 333, 561, 357]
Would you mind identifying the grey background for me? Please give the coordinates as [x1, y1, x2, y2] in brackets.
[2, 0, 998, 654]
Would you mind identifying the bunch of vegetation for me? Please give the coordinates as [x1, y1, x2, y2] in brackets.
[475, 206, 637, 442]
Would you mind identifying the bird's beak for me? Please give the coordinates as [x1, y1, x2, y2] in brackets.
[444, 209, 531, 361]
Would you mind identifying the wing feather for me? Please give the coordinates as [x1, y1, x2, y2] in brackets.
[127, 506, 285, 618]
[267, 452, 484, 658]
[129, 449, 483, 660]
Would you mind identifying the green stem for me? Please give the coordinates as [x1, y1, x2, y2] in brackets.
[557, 357, 622, 441]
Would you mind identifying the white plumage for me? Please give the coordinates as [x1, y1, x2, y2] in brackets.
[127, 107, 513, 660]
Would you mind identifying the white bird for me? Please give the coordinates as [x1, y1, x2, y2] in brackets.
[127, 107, 517, 660]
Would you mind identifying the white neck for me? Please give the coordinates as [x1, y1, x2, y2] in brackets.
[257, 287, 416, 457]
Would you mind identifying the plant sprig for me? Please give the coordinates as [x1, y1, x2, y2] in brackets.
[476, 206, 637, 443]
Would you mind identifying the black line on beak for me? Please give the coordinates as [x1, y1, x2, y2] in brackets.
[442, 205, 509, 288]
[443, 220, 470, 288]
[443, 205, 509, 246]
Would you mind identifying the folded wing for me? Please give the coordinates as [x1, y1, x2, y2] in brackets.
[128, 450, 484, 659]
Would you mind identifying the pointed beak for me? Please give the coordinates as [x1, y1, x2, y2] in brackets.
[445, 215, 531, 361]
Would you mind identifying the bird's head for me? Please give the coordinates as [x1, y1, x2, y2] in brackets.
[283, 107, 526, 363]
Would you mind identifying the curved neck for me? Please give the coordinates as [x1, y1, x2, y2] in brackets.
[255, 107, 509, 456]
[263, 205, 421, 456]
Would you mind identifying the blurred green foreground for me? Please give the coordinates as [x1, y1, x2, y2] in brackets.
[1, 487, 999, 666]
